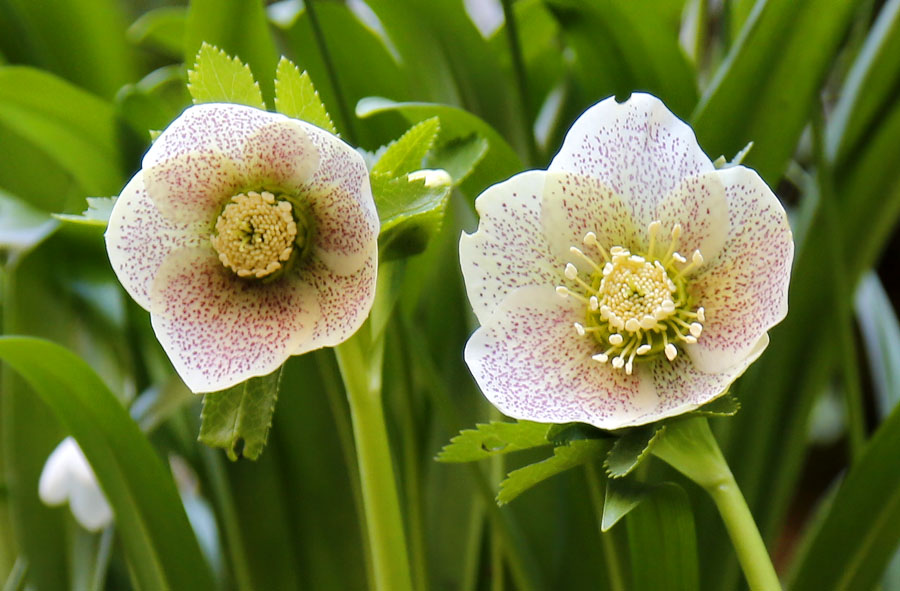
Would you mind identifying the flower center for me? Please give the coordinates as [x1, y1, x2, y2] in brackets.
[211, 191, 303, 279]
[556, 221, 706, 375]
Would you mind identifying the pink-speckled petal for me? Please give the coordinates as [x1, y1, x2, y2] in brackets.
[143, 149, 243, 225]
[145, 103, 289, 167]
[540, 171, 641, 261]
[686, 166, 793, 373]
[549, 93, 714, 231]
[633, 334, 769, 424]
[149, 248, 319, 393]
[242, 119, 320, 194]
[295, 247, 378, 354]
[460, 171, 562, 324]
[302, 125, 379, 274]
[105, 172, 205, 310]
[464, 285, 662, 430]
[655, 170, 729, 270]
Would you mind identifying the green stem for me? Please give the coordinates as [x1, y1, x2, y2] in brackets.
[335, 334, 413, 591]
[584, 463, 626, 591]
[500, 0, 539, 166]
[305, 0, 356, 143]
[652, 418, 781, 591]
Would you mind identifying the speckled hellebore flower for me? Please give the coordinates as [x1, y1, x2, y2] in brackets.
[460, 94, 793, 429]
[106, 103, 378, 393]
[39, 437, 112, 532]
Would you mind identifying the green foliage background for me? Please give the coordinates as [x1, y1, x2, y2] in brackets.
[1, 0, 900, 589]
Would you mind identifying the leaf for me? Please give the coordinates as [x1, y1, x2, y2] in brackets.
[127, 6, 186, 58]
[372, 118, 440, 178]
[425, 133, 488, 186]
[0, 189, 56, 254]
[187, 43, 265, 109]
[0, 337, 214, 591]
[436, 420, 552, 463]
[130, 378, 197, 433]
[605, 424, 666, 478]
[274, 58, 336, 134]
[602, 474, 652, 531]
[497, 439, 608, 505]
[53, 197, 117, 228]
[788, 400, 900, 591]
[690, 393, 741, 417]
[199, 367, 283, 460]
[626, 483, 699, 591]
[855, 273, 900, 418]
[373, 172, 453, 261]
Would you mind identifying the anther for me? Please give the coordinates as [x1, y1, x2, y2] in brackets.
[640, 315, 657, 329]
[673, 252, 687, 264]
[574, 323, 586, 336]
[609, 334, 624, 346]
[590, 296, 599, 311]
[697, 307, 706, 322]
[636, 344, 651, 355]
[612, 356, 625, 369]
[565, 263, 579, 280]
[690, 322, 703, 338]
[592, 353, 609, 363]
[624, 318, 641, 333]
[665, 343, 678, 361]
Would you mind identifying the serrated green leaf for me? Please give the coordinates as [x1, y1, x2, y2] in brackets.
[372, 118, 440, 177]
[199, 366, 283, 460]
[53, 197, 117, 228]
[373, 172, 453, 261]
[546, 422, 607, 444]
[187, 43, 265, 109]
[602, 474, 652, 531]
[425, 133, 488, 186]
[605, 424, 666, 478]
[497, 439, 608, 505]
[690, 393, 741, 417]
[274, 58, 336, 134]
[436, 420, 552, 463]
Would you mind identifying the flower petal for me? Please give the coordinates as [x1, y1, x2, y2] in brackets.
[69, 476, 113, 532]
[39, 438, 113, 532]
[654, 170, 729, 268]
[105, 173, 205, 310]
[460, 171, 562, 324]
[549, 93, 714, 230]
[241, 119, 320, 194]
[295, 248, 378, 355]
[540, 170, 641, 260]
[685, 166, 793, 373]
[302, 125, 379, 274]
[464, 285, 661, 430]
[636, 334, 769, 422]
[149, 247, 320, 393]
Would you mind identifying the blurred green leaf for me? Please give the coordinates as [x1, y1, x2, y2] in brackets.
[605, 424, 666, 478]
[374, 172, 452, 260]
[372, 118, 440, 177]
[0, 67, 128, 196]
[187, 43, 266, 109]
[116, 65, 191, 136]
[498, 439, 608, 505]
[274, 58, 336, 134]
[53, 197, 116, 228]
[130, 378, 197, 433]
[185, 0, 278, 103]
[0, 337, 214, 591]
[626, 483, 698, 591]
[199, 367, 283, 461]
[602, 474, 652, 531]
[0, 190, 56, 255]
[855, 273, 900, 417]
[789, 400, 900, 590]
[691, 393, 741, 417]
[692, 0, 859, 182]
[436, 421, 551, 462]
[426, 133, 488, 186]
[127, 6, 187, 58]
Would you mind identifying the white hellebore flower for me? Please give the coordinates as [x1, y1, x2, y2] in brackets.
[39, 437, 112, 532]
[460, 94, 793, 429]
[106, 103, 379, 393]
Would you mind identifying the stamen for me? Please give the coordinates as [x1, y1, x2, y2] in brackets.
[697, 307, 706, 322]
[647, 220, 661, 257]
[573, 323, 586, 336]
[609, 333, 624, 346]
[583, 232, 610, 261]
[665, 343, 678, 361]
[565, 263, 579, 280]
[570, 246, 603, 273]
[612, 356, 625, 369]
[624, 318, 641, 333]
[672, 252, 687, 264]
[636, 344, 651, 355]
[589, 296, 599, 311]
[690, 322, 703, 338]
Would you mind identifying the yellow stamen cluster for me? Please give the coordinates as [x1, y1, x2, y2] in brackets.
[556, 221, 706, 375]
[211, 191, 299, 279]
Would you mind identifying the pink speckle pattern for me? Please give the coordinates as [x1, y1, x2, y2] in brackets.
[106, 173, 205, 309]
[465, 286, 652, 429]
[242, 120, 319, 194]
[655, 171, 729, 268]
[150, 248, 318, 393]
[687, 167, 793, 373]
[460, 171, 561, 324]
[549, 93, 714, 231]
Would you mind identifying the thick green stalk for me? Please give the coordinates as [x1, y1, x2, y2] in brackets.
[584, 462, 626, 591]
[652, 418, 780, 591]
[335, 335, 413, 591]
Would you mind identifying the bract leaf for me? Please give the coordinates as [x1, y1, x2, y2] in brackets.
[690, 393, 741, 417]
[274, 58, 336, 134]
[497, 439, 609, 505]
[602, 474, 652, 531]
[436, 420, 552, 463]
[372, 118, 440, 178]
[373, 171, 452, 260]
[425, 133, 488, 186]
[605, 424, 666, 478]
[187, 42, 265, 109]
[53, 197, 117, 228]
[199, 366, 283, 460]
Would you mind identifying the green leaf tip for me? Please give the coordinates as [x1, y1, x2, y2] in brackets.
[691, 392, 741, 417]
[497, 439, 608, 505]
[52, 196, 117, 228]
[372, 117, 441, 178]
[436, 420, 552, 463]
[187, 42, 265, 109]
[198, 366, 283, 460]
[605, 424, 666, 478]
[274, 57, 336, 134]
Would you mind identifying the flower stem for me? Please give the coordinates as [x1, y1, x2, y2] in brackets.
[584, 462, 626, 591]
[335, 334, 413, 591]
[652, 417, 781, 591]
[500, 0, 539, 166]
[305, 0, 357, 142]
